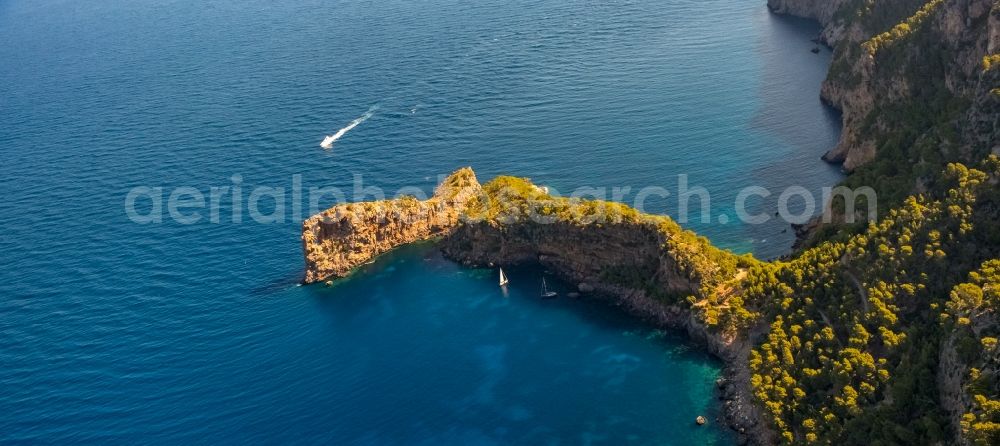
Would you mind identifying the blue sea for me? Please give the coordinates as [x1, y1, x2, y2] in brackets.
[0, 0, 840, 444]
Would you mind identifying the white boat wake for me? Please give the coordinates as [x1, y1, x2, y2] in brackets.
[321, 105, 378, 149]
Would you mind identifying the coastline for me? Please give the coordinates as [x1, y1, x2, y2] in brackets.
[302, 168, 774, 444]
[300, 6, 849, 445]
[5, 0, 997, 442]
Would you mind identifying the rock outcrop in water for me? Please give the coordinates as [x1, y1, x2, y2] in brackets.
[301, 167, 482, 284]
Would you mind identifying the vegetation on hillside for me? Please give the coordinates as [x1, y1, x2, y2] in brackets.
[945, 260, 1000, 445]
[862, 0, 944, 56]
[802, 0, 998, 252]
[749, 1, 1000, 433]
[746, 159, 1000, 444]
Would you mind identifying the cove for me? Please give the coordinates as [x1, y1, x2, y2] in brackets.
[302, 244, 733, 444]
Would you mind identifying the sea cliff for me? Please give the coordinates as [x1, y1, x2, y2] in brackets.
[770, 0, 999, 173]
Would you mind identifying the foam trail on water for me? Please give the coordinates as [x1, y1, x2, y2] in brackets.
[321, 105, 378, 149]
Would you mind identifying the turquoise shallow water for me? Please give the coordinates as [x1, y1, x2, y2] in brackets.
[0, 0, 839, 443]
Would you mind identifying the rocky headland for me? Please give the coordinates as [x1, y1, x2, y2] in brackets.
[303, 168, 770, 443]
[301, 167, 482, 284]
[301, 1, 1000, 444]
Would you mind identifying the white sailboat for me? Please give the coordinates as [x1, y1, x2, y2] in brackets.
[541, 277, 557, 298]
[499, 268, 509, 287]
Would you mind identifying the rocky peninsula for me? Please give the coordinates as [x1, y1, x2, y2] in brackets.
[303, 167, 770, 443]
[302, 1, 1000, 444]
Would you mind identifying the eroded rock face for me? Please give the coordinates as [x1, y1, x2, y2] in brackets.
[439, 219, 698, 296]
[300, 167, 482, 283]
